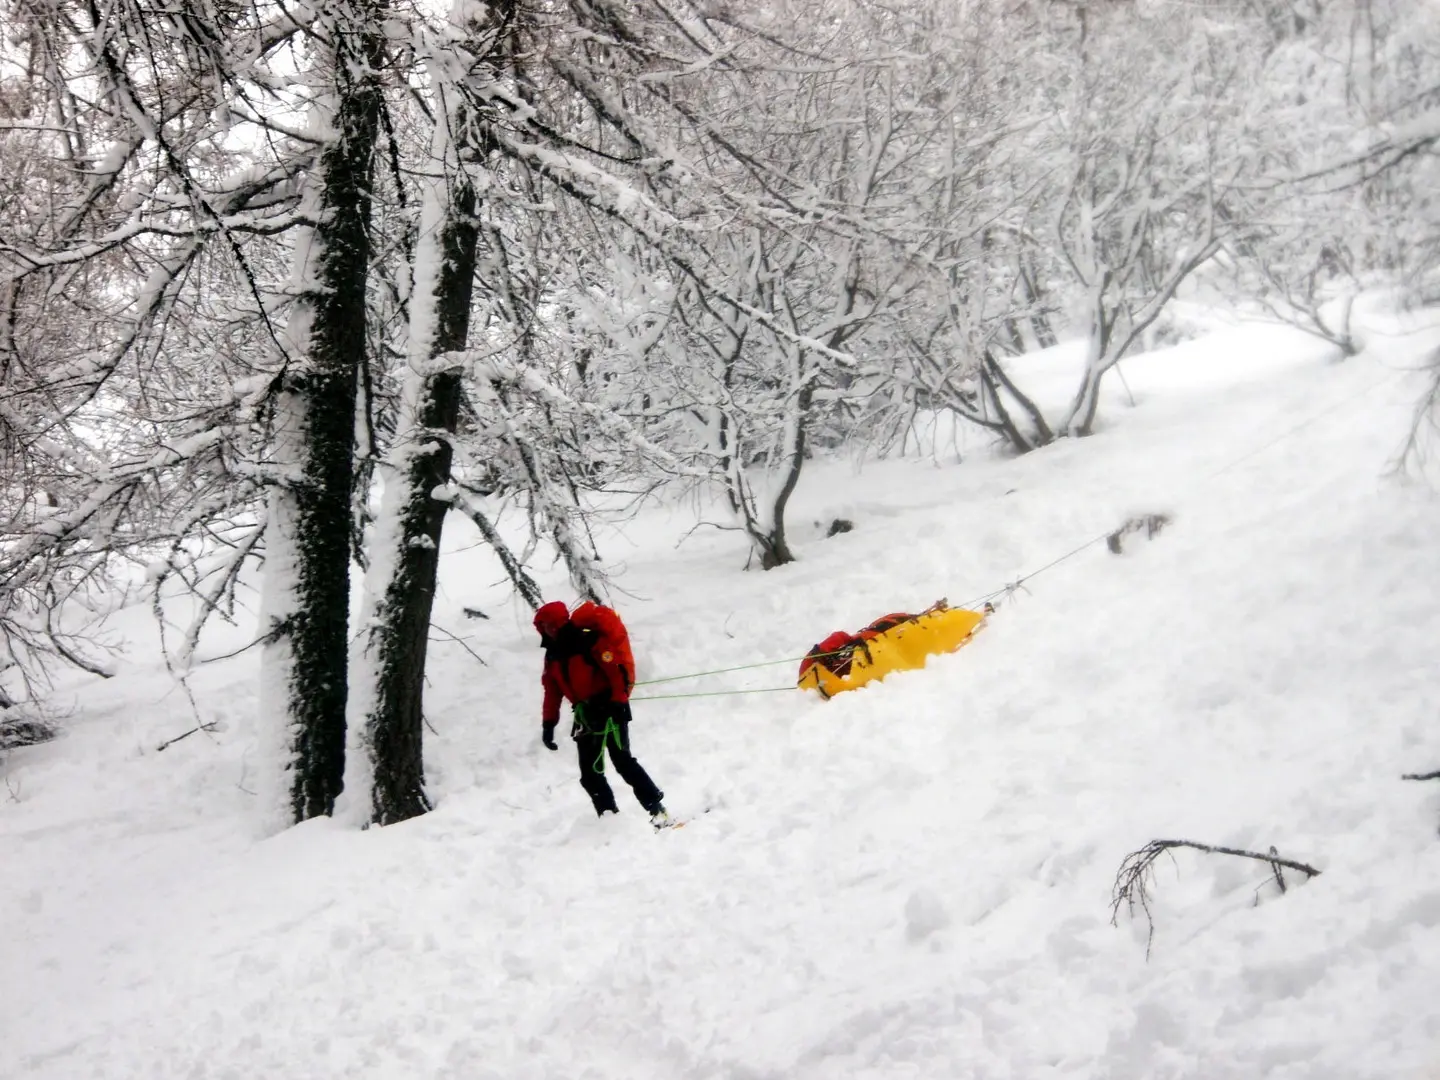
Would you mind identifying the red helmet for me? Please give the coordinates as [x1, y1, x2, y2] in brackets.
[533, 601, 569, 638]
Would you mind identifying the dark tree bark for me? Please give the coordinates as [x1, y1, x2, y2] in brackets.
[981, 350, 1054, 453]
[271, 12, 386, 823]
[756, 380, 811, 569]
[365, 174, 480, 825]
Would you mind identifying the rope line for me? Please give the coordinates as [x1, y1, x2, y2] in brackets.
[631, 686, 796, 701]
[632, 655, 818, 686]
[956, 532, 1113, 612]
[1199, 366, 1406, 484]
[627, 365, 1404, 698]
[629, 545, 1103, 695]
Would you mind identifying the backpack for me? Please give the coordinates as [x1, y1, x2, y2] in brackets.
[798, 611, 923, 679]
[569, 602, 636, 694]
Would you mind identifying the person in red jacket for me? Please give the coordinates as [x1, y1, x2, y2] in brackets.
[534, 600, 667, 821]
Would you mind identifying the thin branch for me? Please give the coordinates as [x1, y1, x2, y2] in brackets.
[1112, 838, 1321, 957]
[428, 624, 487, 667]
[155, 720, 222, 752]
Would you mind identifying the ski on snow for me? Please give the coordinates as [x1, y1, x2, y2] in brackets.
[652, 807, 709, 831]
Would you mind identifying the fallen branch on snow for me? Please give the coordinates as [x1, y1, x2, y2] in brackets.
[0, 713, 56, 751]
[155, 720, 223, 752]
[1402, 770, 1440, 781]
[1106, 512, 1172, 555]
[429, 624, 486, 667]
[1111, 838, 1322, 956]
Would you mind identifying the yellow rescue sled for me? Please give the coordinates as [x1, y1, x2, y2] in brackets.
[797, 600, 988, 699]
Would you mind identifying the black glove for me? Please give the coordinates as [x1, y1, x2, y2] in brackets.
[542, 720, 558, 751]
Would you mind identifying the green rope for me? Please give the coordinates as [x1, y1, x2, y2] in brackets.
[632, 608, 977, 690]
[631, 686, 797, 701]
[630, 618, 955, 689]
[572, 701, 628, 773]
[595, 713, 624, 773]
[632, 653, 832, 687]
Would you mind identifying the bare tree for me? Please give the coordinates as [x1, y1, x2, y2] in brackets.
[533, 0, 996, 566]
[1043, 4, 1240, 437]
[0, 0, 306, 704]
[255, 2, 389, 823]
[350, 3, 509, 826]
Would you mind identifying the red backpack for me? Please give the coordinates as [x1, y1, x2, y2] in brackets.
[798, 612, 921, 680]
[569, 602, 637, 697]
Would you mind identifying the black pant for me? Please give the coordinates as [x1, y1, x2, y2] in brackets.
[572, 700, 663, 815]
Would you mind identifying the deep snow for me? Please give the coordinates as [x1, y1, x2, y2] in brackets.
[5, 314, 1440, 1079]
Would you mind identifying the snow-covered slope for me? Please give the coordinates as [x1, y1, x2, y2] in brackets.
[6, 319, 1440, 1079]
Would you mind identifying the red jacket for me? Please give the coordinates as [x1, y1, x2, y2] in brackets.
[536, 601, 635, 725]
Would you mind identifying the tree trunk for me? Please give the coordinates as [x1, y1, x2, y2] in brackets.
[1060, 281, 1116, 439]
[258, 11, 385, 824]
[982, 350, 1053, 452]
[1062, 364, 1106, 438]
[354, 31, 499, 821]
[757, 380, 810, 569]
[357, 148, 479, 825]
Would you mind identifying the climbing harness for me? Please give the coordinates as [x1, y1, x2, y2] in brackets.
[572, 701, 627, 774]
